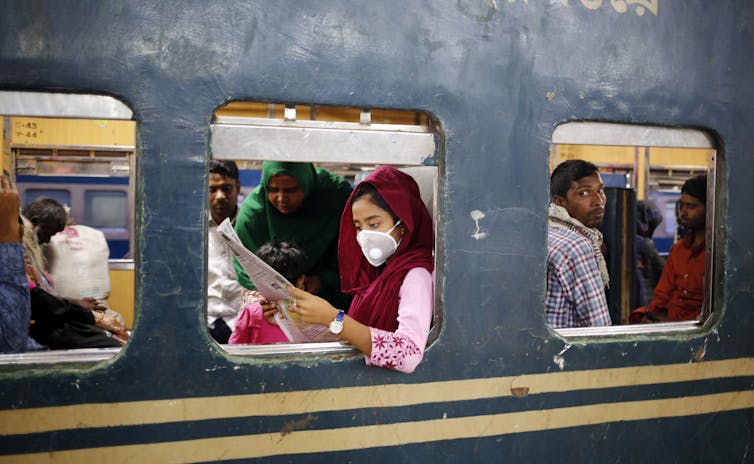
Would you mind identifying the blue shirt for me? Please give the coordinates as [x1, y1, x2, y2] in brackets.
[546, 227, 611, 328]
[0, 243, 30, 353]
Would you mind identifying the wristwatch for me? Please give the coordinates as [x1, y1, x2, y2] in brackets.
[329, 310, 345, 335]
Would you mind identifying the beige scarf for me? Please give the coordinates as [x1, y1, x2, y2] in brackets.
[548, 203, 609, 288]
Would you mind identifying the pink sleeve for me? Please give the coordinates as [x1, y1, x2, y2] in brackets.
[365, 268, 433, 373]
[228, 303, 258, 344]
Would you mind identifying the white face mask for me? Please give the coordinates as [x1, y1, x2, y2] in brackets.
[356, 220, 402, 267]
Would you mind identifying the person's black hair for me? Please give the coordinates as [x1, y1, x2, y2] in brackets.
[550, 160, 600, 199]
[256, 240, 307, 283]
[681, 174, 707, 204]
[21, 198, 67, 231]
[209, 159, 240, 181]
[637, 200, 663, 238]
[351, 182, 399, 222]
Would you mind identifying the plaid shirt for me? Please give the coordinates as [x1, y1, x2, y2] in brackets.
[546, 227, 611, 328]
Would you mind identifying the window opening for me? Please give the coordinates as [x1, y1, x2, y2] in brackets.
[549, 122, 716, 338]
[0, 91, 136, 364]
[209, 102, 441, 360]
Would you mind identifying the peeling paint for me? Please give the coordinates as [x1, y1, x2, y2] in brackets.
[510, 387, 530, 398]
[280, 414, 315, 437]
[553, 343, 572, 370]
[470, 210, 487, 240]
[457, 0, 498, 22]
[693, 340, 708, 362]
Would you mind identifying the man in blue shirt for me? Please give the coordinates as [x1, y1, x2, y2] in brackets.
[0, 177, 30, 353]
[546, 160, 612, 328]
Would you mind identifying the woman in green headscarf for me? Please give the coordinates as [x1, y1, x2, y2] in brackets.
[234, 161, 352, 307]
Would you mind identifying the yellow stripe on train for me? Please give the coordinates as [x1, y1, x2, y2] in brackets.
[1, 357, 754, 436]
[2, 390, 754, 464]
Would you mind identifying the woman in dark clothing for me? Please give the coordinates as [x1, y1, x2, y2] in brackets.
[233, 161, 352, 308]
[21, 215, 128, 349]
[635, 200, 665, 305]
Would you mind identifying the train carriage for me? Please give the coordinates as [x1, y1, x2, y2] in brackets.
[1, 1, 753, 462]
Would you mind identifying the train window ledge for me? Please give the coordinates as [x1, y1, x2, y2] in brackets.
[223, 341, 355, 358]
[554, 320, 701, 340]
[222, 322, 442, 359]
[0, 348, 121, 369]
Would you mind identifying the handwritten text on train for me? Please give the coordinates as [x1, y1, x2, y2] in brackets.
[561, 0, 657, 16]
[509, 0, 658, 17]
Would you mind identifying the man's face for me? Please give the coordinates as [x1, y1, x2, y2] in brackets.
[678, 193, 706, 231]
[554, 172, 606, 228]
[209, 173, 240, 224]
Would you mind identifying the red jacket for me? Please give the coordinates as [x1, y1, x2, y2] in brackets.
[647, 233, 706, 321]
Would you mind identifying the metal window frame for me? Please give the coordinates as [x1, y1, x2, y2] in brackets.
[0, 91, 133, 120]
[550, 122, 717, 340]
[211, 115, 437, 166]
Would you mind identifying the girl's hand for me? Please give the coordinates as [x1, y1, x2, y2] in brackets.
[259, 299, 279, 326]
[286, 286, 339, 327]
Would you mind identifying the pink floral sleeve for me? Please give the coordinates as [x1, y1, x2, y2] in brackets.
[365, 268, 433, 373]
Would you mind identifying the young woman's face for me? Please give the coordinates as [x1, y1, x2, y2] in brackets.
[351, 195, 403, 243]
[267, 174, 305, 215]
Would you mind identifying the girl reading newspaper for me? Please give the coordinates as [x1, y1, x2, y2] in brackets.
[286, 166, 434, 373]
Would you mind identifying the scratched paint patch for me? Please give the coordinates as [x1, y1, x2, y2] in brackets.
[457, 0, 498, 22]
[470, 210, 487, 240]
[553, 343, 571, 370]
[123, 4, 259, 78]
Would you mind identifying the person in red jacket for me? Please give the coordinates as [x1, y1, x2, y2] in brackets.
[630, 175, 707, 323]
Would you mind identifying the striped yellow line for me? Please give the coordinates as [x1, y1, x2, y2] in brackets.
[2, 390, 753, 464]
[1, 357, 753, 436]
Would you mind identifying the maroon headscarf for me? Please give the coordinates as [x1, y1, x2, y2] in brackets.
[339, 166, 434, 331]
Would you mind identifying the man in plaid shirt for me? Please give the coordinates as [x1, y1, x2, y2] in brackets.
[546, 160, 612, 328]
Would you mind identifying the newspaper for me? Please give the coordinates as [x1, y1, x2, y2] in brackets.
[217, 218, 337, 343]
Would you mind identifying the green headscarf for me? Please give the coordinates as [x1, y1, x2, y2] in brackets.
[234, 161, 352, 305]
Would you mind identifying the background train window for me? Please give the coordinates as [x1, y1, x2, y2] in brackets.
[23, 188, 72, 208]
[84, 190, 129, 229]
[548, 122, 717, 338]
[209, 101, 440, 358]
[1, 91, 136, 365]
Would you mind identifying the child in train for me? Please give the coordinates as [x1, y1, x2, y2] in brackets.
[286, 166, 434, 373]
[228, 240, 307, 345]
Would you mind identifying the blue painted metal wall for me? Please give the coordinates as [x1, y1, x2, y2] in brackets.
[1, 1, 753, 461]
